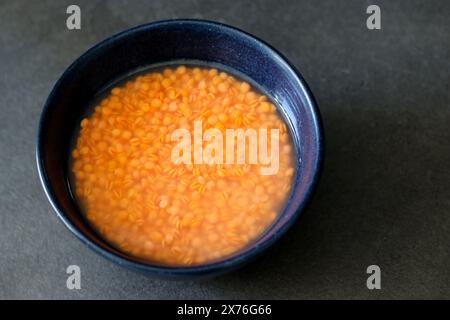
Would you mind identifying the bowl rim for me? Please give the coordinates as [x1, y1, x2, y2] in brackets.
[36, 18, 324, 276]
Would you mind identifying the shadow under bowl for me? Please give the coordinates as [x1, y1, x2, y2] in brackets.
[36, 19, 323, 279]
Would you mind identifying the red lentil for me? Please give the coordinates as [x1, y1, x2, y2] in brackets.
[71, 66, 295, 266]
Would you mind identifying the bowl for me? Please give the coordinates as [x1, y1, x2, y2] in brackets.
[36, 19, 323, 278]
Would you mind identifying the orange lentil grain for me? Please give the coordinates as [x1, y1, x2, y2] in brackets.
[71, 65, 295, 266]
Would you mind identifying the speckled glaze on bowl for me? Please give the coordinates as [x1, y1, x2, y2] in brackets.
[36, 19, 323, 278]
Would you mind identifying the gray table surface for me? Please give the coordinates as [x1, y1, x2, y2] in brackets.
[0, 0, 449, 299]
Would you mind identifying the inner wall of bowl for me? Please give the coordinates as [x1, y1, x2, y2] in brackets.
[39, 21, 320, 266]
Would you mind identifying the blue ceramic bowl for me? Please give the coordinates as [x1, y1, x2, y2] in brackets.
[36, 19, 323, 278]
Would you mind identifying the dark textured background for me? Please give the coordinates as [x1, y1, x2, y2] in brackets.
[0, 0, 449, 299]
